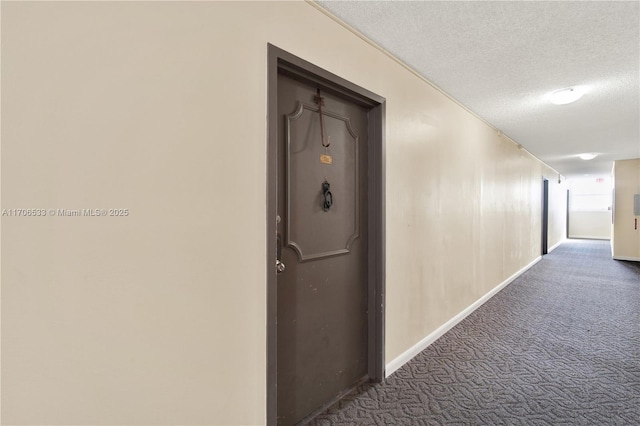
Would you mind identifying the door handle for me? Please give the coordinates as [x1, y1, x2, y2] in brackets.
[276, 233, 285, 274]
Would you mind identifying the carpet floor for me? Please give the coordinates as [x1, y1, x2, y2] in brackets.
[310, 239, 640, 425]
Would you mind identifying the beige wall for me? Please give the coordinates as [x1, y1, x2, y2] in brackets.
[545, 171, 568, 250]
[567, 177, 612, 240]
[612, 159, 640, 260]
[569, 211, 611, 240]
[1, 2, 566, 424]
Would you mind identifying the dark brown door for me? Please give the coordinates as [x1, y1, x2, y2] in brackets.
[276, 73, 369, 425]
[542, 178, 549, 255]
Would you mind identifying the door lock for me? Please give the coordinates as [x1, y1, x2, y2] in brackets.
[276, 233, 285, 273]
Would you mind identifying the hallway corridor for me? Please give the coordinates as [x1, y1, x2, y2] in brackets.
[312, 240, 640, 425]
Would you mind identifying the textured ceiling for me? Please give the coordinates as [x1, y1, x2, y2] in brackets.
[316, 0, 640, 179]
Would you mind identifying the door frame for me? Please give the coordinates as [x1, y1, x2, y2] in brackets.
[542, 178, 549, 255]
[266, 44, 386, 425]
[566, 189, 570, 239]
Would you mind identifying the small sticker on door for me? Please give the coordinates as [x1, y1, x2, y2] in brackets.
[320, 154, 333, 165]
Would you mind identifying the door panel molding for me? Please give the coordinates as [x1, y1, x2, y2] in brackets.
[286, 101, 360, 262]
[267, 44, 386, 425]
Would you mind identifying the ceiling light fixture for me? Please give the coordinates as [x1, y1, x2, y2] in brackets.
[548, 87, 584, 105]
[578, 153, 597, 160]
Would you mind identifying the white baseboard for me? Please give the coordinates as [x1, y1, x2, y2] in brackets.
[385, 255, 542, 377]
[613, 255, 640, 262]
[547, 239, 565, 253]
[568, 235, 610, 240]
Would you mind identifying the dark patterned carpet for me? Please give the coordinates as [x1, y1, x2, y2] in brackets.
[310, 240, 640, 425]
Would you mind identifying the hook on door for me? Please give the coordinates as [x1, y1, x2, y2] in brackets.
[314, 89, 331, 148]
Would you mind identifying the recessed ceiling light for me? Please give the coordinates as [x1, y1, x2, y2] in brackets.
[578, 153, 597, 160]
[549, 87, 584, 105]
